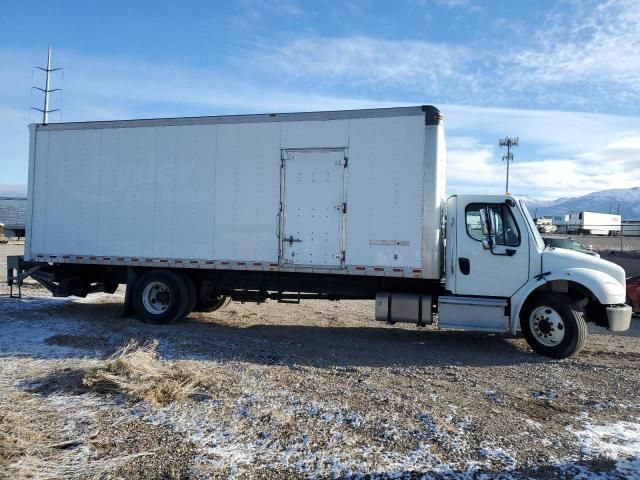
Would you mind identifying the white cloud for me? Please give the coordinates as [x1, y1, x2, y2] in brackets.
[244, 36, 478, 96]
[443, 104, 640, 155]
[443, 104, 640, 200]
[241, 1, 640, 111]
[232, 0, 302, 27]
[434, 0, 469, 6]
[505, 0, 640, 102]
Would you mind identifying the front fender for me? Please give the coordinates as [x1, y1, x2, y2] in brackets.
[510, 268, 626, 335]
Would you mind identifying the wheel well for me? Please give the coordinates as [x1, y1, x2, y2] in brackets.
[523, 280, 607, 327]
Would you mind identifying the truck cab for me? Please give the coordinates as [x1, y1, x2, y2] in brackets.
[443, 194, 632, 358]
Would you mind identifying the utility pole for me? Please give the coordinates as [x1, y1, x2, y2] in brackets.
[32, 46, 62, 124]
[499, 136, 519, 194]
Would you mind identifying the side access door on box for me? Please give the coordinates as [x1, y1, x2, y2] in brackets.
[279, 148, 347, 268]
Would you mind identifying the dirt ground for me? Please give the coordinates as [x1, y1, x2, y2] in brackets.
[1, 242, 640, 479]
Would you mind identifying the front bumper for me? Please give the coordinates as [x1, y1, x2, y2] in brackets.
[606, 304, 632, 332]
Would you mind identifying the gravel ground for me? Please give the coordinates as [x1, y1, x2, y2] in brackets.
[1, 242, 640, 479]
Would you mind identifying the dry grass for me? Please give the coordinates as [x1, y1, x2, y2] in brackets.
[82, 339, 208, 406]
[7, 451, 156, 480]
[0, 391, 158, 480]
[0, 392, 64, 468]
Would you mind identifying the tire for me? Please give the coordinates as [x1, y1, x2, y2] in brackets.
[520, 292, 588, 359]
[133, 270, 191, 324]
[194, 279, 229, 312]
[195, 295, 228, 313]
[182, 274, 197, 318]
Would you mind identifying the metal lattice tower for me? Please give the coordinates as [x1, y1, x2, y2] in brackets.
[499, 136, 519, 195]
[32, 46, 62, 124]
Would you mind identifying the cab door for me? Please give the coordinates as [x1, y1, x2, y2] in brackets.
[453, 197, 530, 297]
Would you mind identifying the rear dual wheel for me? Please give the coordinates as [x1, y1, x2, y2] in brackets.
[133, 270, 195, 324]
[194, 279, 228, 312]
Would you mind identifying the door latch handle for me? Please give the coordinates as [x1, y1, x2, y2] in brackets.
[286, 235, 302, 245]
[458, 257, 470, 275]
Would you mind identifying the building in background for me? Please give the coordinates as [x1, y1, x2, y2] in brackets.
[0, 197, 27, 238]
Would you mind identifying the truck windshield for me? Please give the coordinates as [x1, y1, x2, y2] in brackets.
[519, 200, 545, 250]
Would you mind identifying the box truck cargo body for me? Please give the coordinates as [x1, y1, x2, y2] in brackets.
[7, 106, 632, 359]
[25, 107, 444, 279]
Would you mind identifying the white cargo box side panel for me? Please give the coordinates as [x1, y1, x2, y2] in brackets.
[346, 116, 425, 269]
[214, 122, 281, 262]
[36, 129, 103, 255]
[29, 129, 48, 256]
[280, 119, 349, 149]
[145, 125, 218, 259]
[172, 125, 217, 259]
[30, 125, 221, 260]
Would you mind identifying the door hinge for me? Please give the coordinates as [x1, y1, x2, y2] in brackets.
[343, 156, 348, 167]
[342, 202, 347, 214]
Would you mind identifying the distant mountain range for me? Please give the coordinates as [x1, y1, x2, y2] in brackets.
[523, 187, 640, 220]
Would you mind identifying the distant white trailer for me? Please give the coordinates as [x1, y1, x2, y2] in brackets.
[622, 222, 640, 237]
[566, 212, 621, 236]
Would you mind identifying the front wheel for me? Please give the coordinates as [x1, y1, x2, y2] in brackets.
[520, 292, 588, 359]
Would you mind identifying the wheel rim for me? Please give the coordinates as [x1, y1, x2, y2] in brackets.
[529, 305, 566, 346]
[142, 281, 172, 314]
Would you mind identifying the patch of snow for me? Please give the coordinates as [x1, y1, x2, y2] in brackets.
[0, 295, 71, 312]
[0, 298, 89, 358]
[573, 417, 640, 459]
[530, 390, 559, 401]
[479, 445, 517, 470]
[484, 389, 505, 404]
[524, 419, 542, 430]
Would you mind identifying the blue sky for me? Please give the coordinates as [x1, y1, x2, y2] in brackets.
[1, 0, 639, 200]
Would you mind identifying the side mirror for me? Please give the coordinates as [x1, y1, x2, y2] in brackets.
[479, 208, 495, 250]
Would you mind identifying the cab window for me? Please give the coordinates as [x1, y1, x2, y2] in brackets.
[465, 203, 521, 247]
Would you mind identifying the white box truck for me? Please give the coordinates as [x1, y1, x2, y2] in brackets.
[566, 212, 622, 236]
[7, 106, 632, 358]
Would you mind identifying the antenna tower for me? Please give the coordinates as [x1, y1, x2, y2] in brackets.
[32, 46, 62, 124]
[499, 136, 519, 195]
